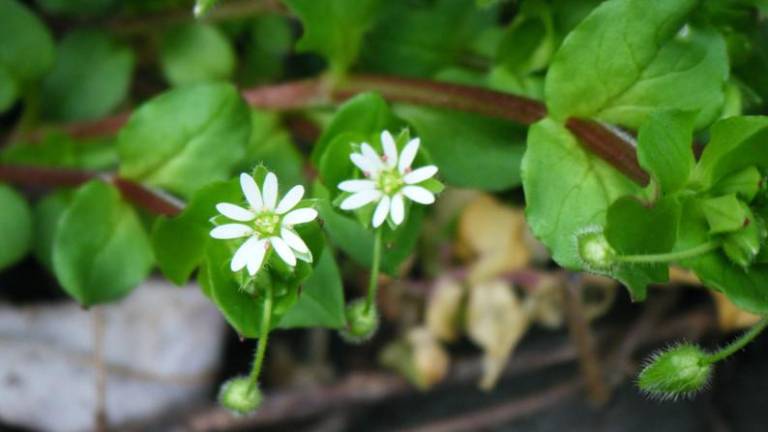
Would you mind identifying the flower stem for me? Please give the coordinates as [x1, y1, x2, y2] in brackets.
[247, 284, 273, 392]
[704, 316, 768, 365]
[615, 241, 720, 264]
[365, 229, 383, 314]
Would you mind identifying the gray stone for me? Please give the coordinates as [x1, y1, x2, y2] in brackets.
[0, 280, 225, 432]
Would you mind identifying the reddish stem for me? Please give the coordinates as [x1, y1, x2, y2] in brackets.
[0, 165, 183, 216]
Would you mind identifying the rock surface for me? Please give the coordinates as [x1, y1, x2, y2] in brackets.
[0, 280, 225, 432]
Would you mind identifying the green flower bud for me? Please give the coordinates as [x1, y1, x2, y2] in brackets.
[339, 298, 379, 343]
[576, 227, 617, 272]
[637, 343, 712, 401]
[218, 376, 263, 414]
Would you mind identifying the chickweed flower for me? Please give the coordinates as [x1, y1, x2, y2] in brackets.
[338, 130, 438, 228]
[210, 172, 317, 275]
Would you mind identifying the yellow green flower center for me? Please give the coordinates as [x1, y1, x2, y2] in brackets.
[378, 169, 404, 195]
[252, 211, 281, 237]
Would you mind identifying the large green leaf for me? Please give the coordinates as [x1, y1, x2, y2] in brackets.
[0, 184, 32, 271]
[284, 0, 380, 73]
[693, 116, 768, 187]
[0, 0, 54, 84]
[41, 29, 134, 121]
[52, 181, 153, 306]
[118, 83, 251, 198]
[637, 110, 696, 195]
[604, 196, 680, 299]
[315, 184, 423, 275]
[160, 23, 235, 86]
[278, 247, 346, 329]
[677, 198, 768, 313]
[358, 0, 494, 77]
[397, 106, 526, 191]
[152, 180, 240, 285]
[522, 118, 640, 269]
[33, 190, 73, 270]
[545, 0, 727, 128]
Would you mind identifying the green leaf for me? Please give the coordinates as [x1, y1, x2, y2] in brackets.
[397, 106, 526, 191]
[359, 0, 494, 77]
[0, 66, 18, 112]
[118, 83, 251, 198]
[315, 183, 422, 275]
[311, 92, 395, 163]
[637, 110, 696, 194]
[242, 14, 293, 84]
[496, 0, 555, 74]
[33, 190, 73, 270]
[241, 111, 304, 187]
[278, 247, 346, 329]
[722, 208, 765, 268]
[41, 29, 134, 121]
[701, 194, 749, 234]
[677, 199, 768, 313]
[693, 116, 768, 187]
[160, 23, 235, 86]
[1, 133, 117, 171]
[0, 184, 32, 271]
[52, 181, 153, 306]
[522, 118, 641, 269]
[604, 196, 680, 299]
[545, 0, 727, 128]
[0, 0, 55, 87]
[284, 0, 380, 73]
[710, 166, 763, 203]
[152, 180, 240, 285]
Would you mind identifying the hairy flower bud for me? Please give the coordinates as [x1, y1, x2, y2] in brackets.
[218, 376, 263, 414]
[339, 298, 379, 343]
[637, 343, 712, 401]
[576, 227, 617, 272]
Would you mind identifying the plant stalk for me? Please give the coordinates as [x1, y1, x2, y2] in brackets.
[247, 284, 274, 391]
[615, 242, 720, 264]
[705, 316, 768, 364]
[365, 229, 383, 314]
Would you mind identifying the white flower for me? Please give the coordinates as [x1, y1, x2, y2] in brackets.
[338, 130, 438, 228]
[210, 172, 318, 275]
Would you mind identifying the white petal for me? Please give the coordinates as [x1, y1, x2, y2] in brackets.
[283, 208, 318, 225]
[390, 193, 404, 225]
[270, 236, 296, 267]
[402, 186, 435, 205]
[381, 131, 398, 168]
[403, 165, 438, 184]
[338, 179, 376, 193]
[210, 224, 253, 239]
[398, 138, 420, 173]
[262, 172, 278, 210]
[246, 239, 268, 275]
[340, 189, 381, 210]
[372, 195, 390, 228]
[276, 185, 304, 214]
[281, 228, 309, 254]
[360, 143, 384, 169]
[231, 236, 261, 272]
[240, 173, 263, 210]
[216, 203, 255, 222]
[350, 153, 377, 175]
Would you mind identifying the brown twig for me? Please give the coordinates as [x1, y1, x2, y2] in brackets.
[0, 165, 184, 216]
[400, 378, 584, 432]
[22, 74, 648, 188]
[562, 275, 610, 405]
[180, 307, 714, 431]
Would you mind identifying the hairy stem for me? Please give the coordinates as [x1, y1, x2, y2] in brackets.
[615, 242, 721, 264]
[365, 229, 383, 314]
[248, 284, 274, 391]
[705, 316, 768, 364]
[18, 74, 649, 187]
